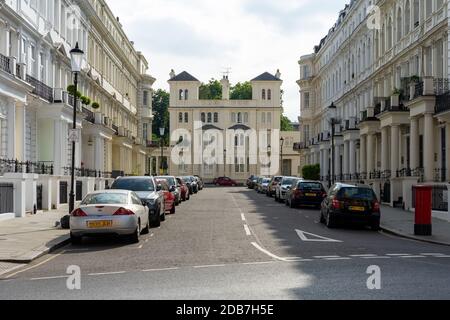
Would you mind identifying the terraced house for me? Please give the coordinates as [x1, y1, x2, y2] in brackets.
[0, 0, 154, 219]
[297, 0, 450, 214]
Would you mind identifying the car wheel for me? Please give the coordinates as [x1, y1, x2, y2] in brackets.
[141, 218, 150, 235]
[151, 207, 161, 228]
[70, 233, 82, 245]
[285, 198, 290, 206]
[130, 223, 140, 244]
[290, 199, 295, 209]
[320, 212, 326, 224]
[326, 212, 336, 229]
[371, 219, 381, 231]
[187, 193, 190, 200]
[170, 205, 176, 214]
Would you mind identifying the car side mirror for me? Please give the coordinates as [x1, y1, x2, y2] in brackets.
[141, 200, 147, 206]
[156, 184, 162, 191]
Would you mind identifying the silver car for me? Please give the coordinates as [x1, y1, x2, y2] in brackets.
[261, 178, 272, 194]
[275, 177, 299, 203]
[70, 190, 150, 244]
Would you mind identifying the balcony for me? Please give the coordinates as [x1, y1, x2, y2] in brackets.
[0, 53, 11, 74]
[436, 91, 450, 115]
[26, 75, 53, 102]
[146, 140, 160, 148]
[82, 107, 95, 124]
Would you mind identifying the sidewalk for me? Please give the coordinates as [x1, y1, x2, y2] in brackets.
[381, 206, 450, 246]
[0, 210, 70, 264]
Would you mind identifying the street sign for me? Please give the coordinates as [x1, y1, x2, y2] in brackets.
[68, 129, 80, 143]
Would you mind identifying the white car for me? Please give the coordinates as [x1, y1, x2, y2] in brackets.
[70, 190, 150, 244]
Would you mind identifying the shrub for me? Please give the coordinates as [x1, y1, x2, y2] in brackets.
[302, 164, 321, 181]
[81, 96, 91, 106]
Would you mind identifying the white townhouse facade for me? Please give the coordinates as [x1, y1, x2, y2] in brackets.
[167, 70, 286, 183]
[297, 0, 450, 212]
[0, 0, 154, 219]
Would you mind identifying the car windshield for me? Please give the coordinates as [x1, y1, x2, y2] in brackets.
[282, 178, 294, 185]
[299, 182, 323, 191]
[338, 187, 376, 201]
[157, 177, 176, 186]
[263, 179, 271, 183]
[111, 179, 155, 192]
[273, 177, 282, 182]
[82, 193, 128, 205]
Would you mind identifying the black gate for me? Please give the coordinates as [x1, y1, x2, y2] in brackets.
[382, 182, 391, 203]
[36, 184, 43, 211]
[0, 183, 14, 214]
[60, 181, 68, 204]
[76, 181, 82, 201]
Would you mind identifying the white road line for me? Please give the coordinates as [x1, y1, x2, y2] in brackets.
[251, 242, 289, 262]
[421, 253, 446, 256]
[324, 257, 352, 261]
[285, 259, 314, 262]
[5, 250, 66, 279]
[361, 256, 391, 259]
[194, 265, 226, 269]
[138, 245, 144, 249]
[88, 271, 126, 276]
[244, 224, 252, 236]
[142, 268, 179, 272]
[399, 255, 427, 259]
[434, 256, 450, 258]
[386, 254, 411, 256]
[242, 261, 276, 266]
[30, 276, 68, 281]
[314, 256, 341, 259]
[350, 254, 378, 258]
[241, 214, 246, 221]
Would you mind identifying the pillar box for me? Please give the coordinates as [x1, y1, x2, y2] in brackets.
[414, 185, 433, 236]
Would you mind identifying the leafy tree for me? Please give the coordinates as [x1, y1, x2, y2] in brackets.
[152, 89, 170, 142]
[302, 164, 321, 181]
[281, 115, 294, 131]
[230, 82, 252, 100]
[199, 79, 222, 100]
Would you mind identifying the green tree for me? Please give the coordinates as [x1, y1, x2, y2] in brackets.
[230, 81, 252, 100]
[302, 164, 321, 181]
[199, 79, 222, 100]
[281, 115, 294, 131]
[152, 89, 170, 142]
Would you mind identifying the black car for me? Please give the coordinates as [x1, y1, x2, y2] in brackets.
[194, 176, 204, 190]
[320, 183, 381, 230]
[286, 180, 326, 208]
[247, 175, 257, 189]
[110, 176, 166, 227]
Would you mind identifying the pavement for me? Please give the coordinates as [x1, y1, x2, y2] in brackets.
[380, 206, 450, 246]
[0, 187, 450, 300]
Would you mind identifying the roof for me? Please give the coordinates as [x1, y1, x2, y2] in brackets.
[251, 72, 281, 82]
[169, 71, 199, 82]
[201, 124, 223, 131]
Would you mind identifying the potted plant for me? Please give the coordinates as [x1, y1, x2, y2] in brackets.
[91, 102, 100, 109]
[81, 96, 91, 106]
[67, 85, 82, 98]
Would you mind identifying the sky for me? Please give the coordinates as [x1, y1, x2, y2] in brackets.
[107, 0, 348, 122]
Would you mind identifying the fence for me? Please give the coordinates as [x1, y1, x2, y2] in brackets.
[0, 159, 54, 175]
[0, 183, 14, 214]
[412, 185, 448, 212]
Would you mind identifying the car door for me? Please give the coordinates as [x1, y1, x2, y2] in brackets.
[131, 192, 147, 226]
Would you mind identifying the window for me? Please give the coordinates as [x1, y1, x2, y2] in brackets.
[201, 113, 206, 123]
[268, 89, 272, 100]
[143, 123, 148, 142]
[267, 113, 272, 124]
[262, 89, 266, 100]
[303, 92, 310, 108]
[237, 112, 242, 124]
[184, 113, 189, 123]
[184, 89, 189, 100]
[214, 113, 219, 123]
[143, 91, 148, 106]
[179, 90, 183, 100]
[262, 113, 266, 124]
[207, 113, 212, 123]
[244, 113, 249, 123]
[231, 112, 236, 123]
[179, 113, 183, 123]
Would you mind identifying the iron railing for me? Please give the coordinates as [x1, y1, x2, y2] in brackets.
[0, 53, 11, 74]
[26, 75, 53, 102]
[433, 78, 450, 96]
[0, 159, 54, 175]
[62, 167, 111, 178]
[436, 91, 450, 114]
[434, 168, 447, 183]
[82, 107, 95, 124]
[397, 168, 412, 178]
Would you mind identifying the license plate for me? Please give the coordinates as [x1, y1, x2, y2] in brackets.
[87, 220, 113, 228]
[305, 193, 316, 197]
[349, 206, 365, 212]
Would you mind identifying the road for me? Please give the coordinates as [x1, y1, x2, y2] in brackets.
[1, 187, 450, 300]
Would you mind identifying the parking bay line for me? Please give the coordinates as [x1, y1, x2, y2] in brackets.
[88, 271, 126, 276]
[30, 275, 69, 281]
[5, 250, 66, 279]
[142, 267, 179, 273]
[244, 224, 252, 236]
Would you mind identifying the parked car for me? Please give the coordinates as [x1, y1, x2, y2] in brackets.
[176, 177, 190, 201]
[156, 179, 176, 214]
[183, 176, 198, 194]
[156, 176, 181, 206]
[260, 178, 272, 194]
[213, 177, 238, 187]
[267, 176, 283, 197]
[70, 190, 150, 244]
[286, 180, 327, 209]
[111, 176, 165, 227]
[255, 176, 267, 193]
[247, 175, 257, 189]
[194, 176, 204, 190]
[320, 183, 381, 230]
[275, 177, 299, 203]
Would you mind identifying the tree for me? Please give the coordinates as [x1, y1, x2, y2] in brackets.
[230, 82, 252, 100]
[302, 164, 321, 181]
[199, 79, 222, 100]
[281, 115, 294, 131]
[152, 89, 170, 142]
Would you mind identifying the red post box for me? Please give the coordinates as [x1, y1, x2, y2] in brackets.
[414, 185, 433, 236]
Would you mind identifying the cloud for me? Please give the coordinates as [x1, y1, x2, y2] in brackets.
[107, 0, 348, 121]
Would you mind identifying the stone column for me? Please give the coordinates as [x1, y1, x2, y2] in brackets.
[367, 134, 375, 175]
[360, 135, 367, 174]
[349, 139, 356, 177]
[391, 125, 400, 175]
[424, 113, 435, 182]
[410, 116, 419, 170]
[343, 141, 349, 177]
[381, 127, 389, 172]
[446, 122, 450, 181]
[335, 143, 341, 179]
[323, 148, 330, 180]
[94, 136, 105, 173]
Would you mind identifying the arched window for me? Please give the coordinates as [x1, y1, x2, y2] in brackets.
[262, 89, 266, 100]
[179, 113, 183, 123]
[387, 17, 393, 49]
[179, 89, 183, 100]
[184, 112, 189, 123]
[267, 89, 272, 100]
[237, 112, 242, 124]
[184, 89, 189, 100]
[413, 0, 420, 27]
[397, 8, 402, 41]
[425, 0, 432, 18]
[201, 113, 206, 123]
[405, 1, 411, 34]
[214, 112, 219, 123]
[207, 113, 212, 123]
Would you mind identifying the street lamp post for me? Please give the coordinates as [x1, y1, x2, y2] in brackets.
[328, 102, 341, 187]
[280, 138, 285, 176]
[68, 42, 84, 215]
[223, 149, 227, 177]
[159, 127, 165, 175]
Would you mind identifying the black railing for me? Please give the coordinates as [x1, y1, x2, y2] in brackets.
[26, 75, 53, 102]
[62, 167, 108, 178]
[436, 91, 450, 114]
[0, 53, 11, 74]
[112, 124, 119, 133]
[397, 168, 412, 178]
[412, 185, 448, 212]
[434, 168, 447, 183]
[413, 81, 424, 100]
[369, 170, 382, 180]
[382, 170, 392, 179]
[433, 78, 450, 96]
[146, 140, 160, 148]
[411, 167, 425, 182]
[0, 159, 54, 175]
[82, 107, 95, 124]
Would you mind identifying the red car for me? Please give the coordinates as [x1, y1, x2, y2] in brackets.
[213, 177, 238, 187]
[156, 179, 176, 214]
[176, 177, 190, 201]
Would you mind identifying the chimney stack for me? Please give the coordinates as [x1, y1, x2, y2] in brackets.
[221, 75, 230, 100]
[169, 69, 176, 79]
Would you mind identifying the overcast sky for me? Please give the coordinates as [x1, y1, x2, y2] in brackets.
[107, 0, 347, 122]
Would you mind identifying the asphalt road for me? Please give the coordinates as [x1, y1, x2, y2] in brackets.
[1, 187, 450, 300]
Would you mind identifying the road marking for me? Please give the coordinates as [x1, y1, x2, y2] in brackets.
[386, 254, 411, 256]
[434, 256, 450, 258]
[324, 257, 352, 261]
[138, 245, 144, 249]
[296, 230, 342, 243]
[194, 265, 226, 269]
[242, 261, 276, 266]
[314, 256, 341, 259]
[241, 214, 246, 221]
[399, 255, 427, 259]
[4, 250, 66, 279]
[142, 268, 179, 272]
[88, 271, 126, 276]
[244, 224, 252, 236]
[30, 275, 68, 281]
[421, 253, 446, 256]
[361, 256, 391, 259]
[285, 259, 314, 262]
[350, 254, 378, 258]
[251, 242, 288, 262]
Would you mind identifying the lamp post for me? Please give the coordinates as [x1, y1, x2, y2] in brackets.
[223, 149, 227, 177]
[328, 102, 341, 187]
[280, 137, 285, 176]
[268, 145, 272, 171]
[159, 127, 165, 175]
[68, 42, 84, 215]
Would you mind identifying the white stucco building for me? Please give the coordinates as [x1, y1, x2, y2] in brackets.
[297, 0, 450, 212]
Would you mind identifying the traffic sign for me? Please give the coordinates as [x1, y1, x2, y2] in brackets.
[68, 129, 80, 143]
